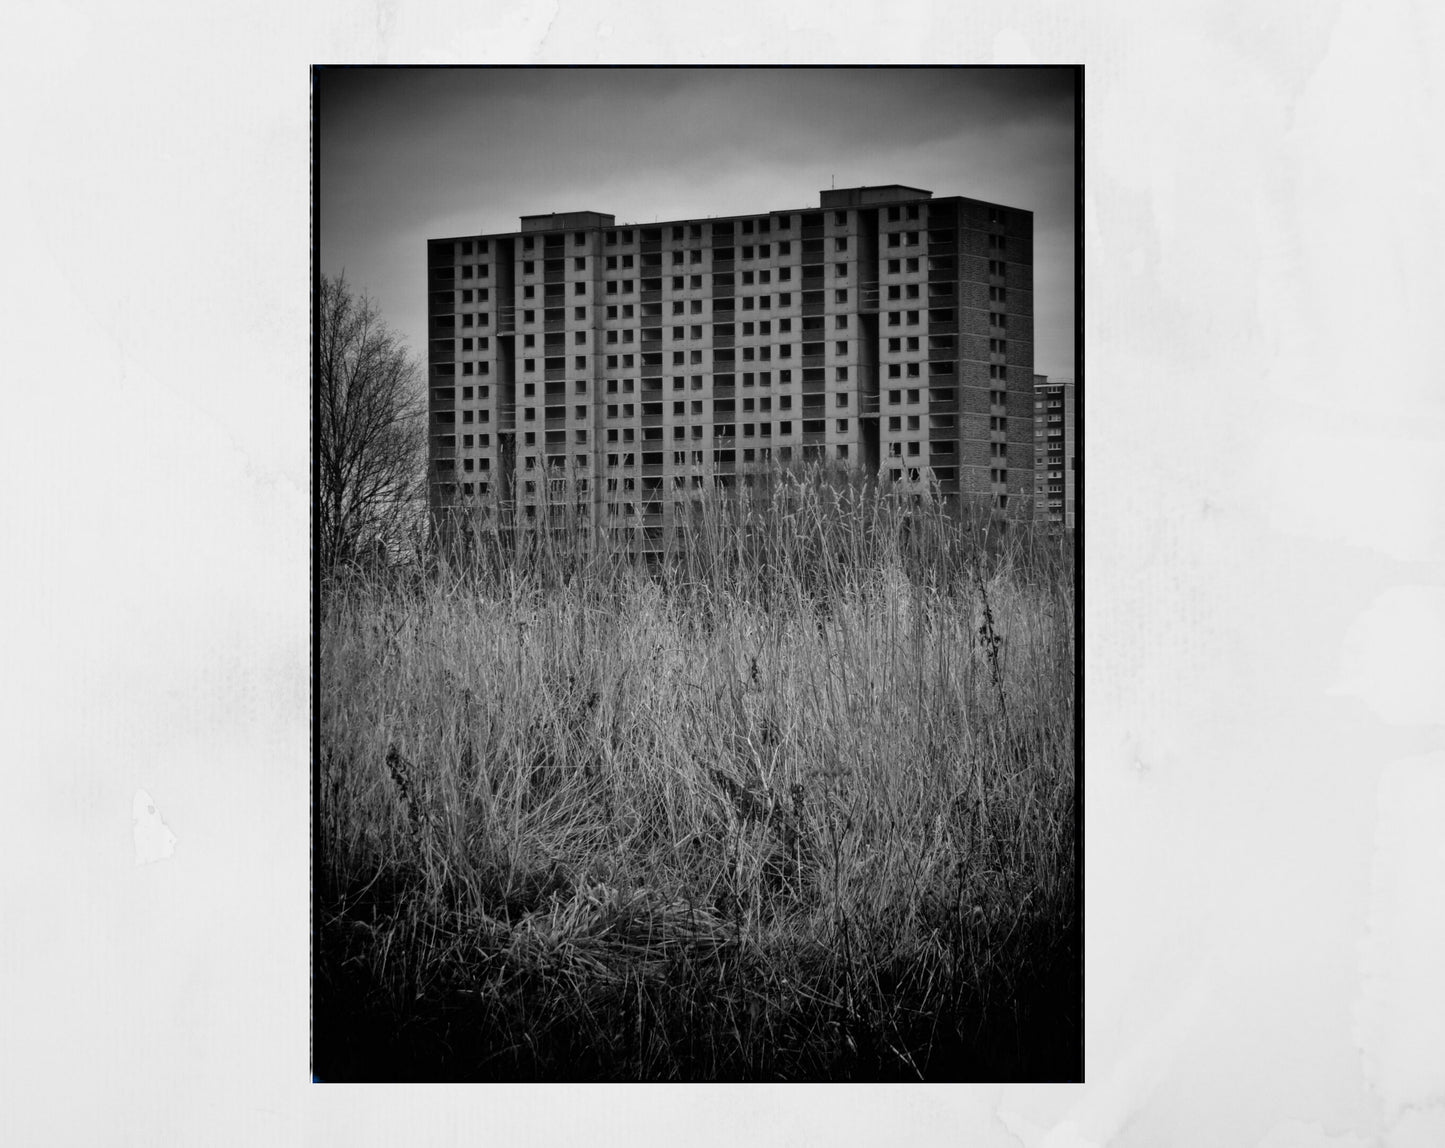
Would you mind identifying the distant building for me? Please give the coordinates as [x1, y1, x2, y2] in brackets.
[1032, 375, 1075, 529]
[426, 185, 1035, 551]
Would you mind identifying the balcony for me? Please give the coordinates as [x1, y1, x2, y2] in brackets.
[712, 259, 734, 274]
[857, 282, 880, 312]
[641, 289, 662, 303]
[496, 307, 517, 334]
[712, 383, 736, 400]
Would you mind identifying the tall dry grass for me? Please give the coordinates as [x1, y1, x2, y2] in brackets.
[316, 469, 1077, 1081]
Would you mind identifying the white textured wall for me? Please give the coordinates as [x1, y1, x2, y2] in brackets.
[3, 4, 1442, 1146]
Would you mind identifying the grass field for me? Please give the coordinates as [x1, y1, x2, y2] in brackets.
[315, 471, 1078, 1081]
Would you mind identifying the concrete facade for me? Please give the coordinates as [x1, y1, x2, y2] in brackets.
[426, 185, 1034, 548]
[1032, 375, 1075, 530]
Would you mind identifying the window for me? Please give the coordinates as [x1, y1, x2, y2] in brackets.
[834, 211, 847, 226]
[523, 261, 534, 274]
[835, 367, 848, 382]
[575, 257, 586, 271]
[835, 289, 848, 304]
[835, 392, 848, 408]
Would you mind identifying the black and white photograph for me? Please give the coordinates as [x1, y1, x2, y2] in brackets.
[9, 4, 1442, 1142]
[314, 65, 1081, 1082]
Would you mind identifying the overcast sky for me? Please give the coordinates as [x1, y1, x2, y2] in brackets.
[318, 66, 1076, 380]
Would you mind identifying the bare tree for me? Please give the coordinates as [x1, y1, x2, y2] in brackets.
[317, 273, 426, 577]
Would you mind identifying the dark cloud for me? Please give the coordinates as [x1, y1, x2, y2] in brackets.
[318, 66, 1076, 379]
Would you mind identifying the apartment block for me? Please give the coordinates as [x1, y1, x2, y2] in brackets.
[426, 185, 1034, 548]
[1032, 375, 1075, 529]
